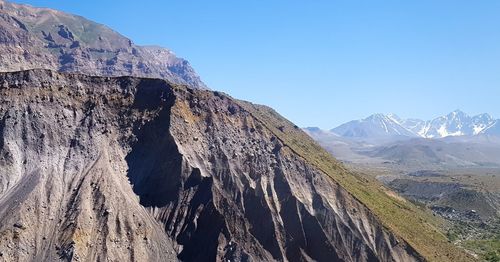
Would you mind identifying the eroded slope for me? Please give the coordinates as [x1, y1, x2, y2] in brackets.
[0, 70, 469, 261]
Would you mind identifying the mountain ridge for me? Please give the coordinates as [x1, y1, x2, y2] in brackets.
[329, 110, 499, 140]
[0, 0, 207, 88]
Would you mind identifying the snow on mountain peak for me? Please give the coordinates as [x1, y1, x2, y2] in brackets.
[331, 113, 417, 139]
[331, 110, 500, 139]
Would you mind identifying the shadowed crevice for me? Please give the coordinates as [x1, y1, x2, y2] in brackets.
[125, 79, 182, 207]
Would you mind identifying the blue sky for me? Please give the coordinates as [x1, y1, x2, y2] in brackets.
[13, 0, 500, 129]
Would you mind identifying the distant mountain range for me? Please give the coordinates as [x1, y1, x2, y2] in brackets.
[304, 110, 500, 169]
[329, 110, 499, 140]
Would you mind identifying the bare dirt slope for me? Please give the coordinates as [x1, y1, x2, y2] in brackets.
[0, 69, 439, 261]
[0, 1, 475, 261]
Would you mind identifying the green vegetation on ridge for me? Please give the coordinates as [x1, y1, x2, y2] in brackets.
[447, 218, 500, 262]
[236, 100, 475, 262]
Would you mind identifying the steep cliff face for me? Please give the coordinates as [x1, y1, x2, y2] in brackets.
[0, 0, 206, 89]
[0, 71, 177, 261]
[0, 70, 428, 261]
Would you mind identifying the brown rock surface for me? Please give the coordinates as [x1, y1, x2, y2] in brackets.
[0, 0, 206, 89]
[0, 69, 425, 261]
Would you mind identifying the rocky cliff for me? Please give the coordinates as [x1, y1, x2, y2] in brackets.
[0, 0, 206, 89]
[0, 69, 444, 261]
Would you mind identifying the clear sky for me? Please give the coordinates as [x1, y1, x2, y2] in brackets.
[12, 0, 500, 129]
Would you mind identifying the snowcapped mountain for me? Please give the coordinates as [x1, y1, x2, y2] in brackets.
[331, 113, 418, 140]
[482, 121, 500, 135]
[405, 110, 498, 138]
[330, 110, 500, 140]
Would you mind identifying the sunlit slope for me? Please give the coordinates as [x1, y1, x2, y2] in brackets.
[236, 101, 474, 262]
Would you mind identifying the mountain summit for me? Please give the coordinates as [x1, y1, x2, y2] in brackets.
[0, 0, 206, 88]
[331, 110, 499, 140]
[409, 110, 498, 138]
[331, 113, 417, 140]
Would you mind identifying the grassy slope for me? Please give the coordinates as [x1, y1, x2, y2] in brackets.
[450, 218, 500, 262]
[8, 1, 128, 48]
[464, 238, 500, 262]
[235, 101, 474, 262]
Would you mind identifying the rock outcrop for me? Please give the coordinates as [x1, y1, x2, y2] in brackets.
[0, 69, 426, 261]
[0, 0, 207, 89]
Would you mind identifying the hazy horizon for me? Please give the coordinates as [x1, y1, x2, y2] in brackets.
[13, 0, 500, 129]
